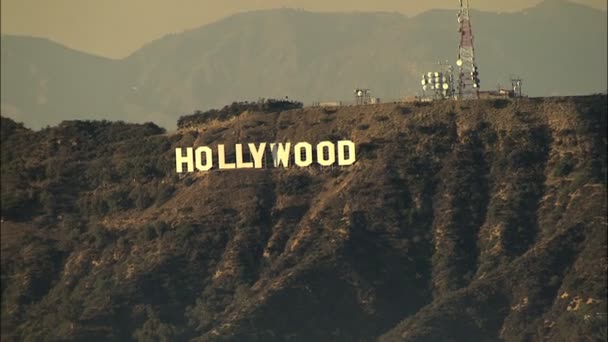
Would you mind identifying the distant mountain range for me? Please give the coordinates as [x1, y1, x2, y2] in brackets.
[1, 0, 606, 129]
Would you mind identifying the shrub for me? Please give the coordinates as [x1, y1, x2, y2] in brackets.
[234, 284, 252, 303]
[155, 184, 176, 206]
[553, 154, 576, 177]
[140, 224, 158, 241]
[39, 190, 57, 216]
[358, 142, 380, 159]
[177, 99, 303, 128]
[322, 107, 338, 114]
[88, 223, 111, 248]
[133, 308, 177, 342]
[131, 187, 154, 209]
[492, 99, 511, 109]
[400, 106, 412, 114]
[106, 190, 133, 212]
[1, 188, 38, 220]
[278, 120, 293, 129]
[277, 174, 312, 195]
[183, 177, 195, 186]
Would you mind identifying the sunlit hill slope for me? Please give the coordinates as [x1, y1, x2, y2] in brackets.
[1, 95, 607, 341]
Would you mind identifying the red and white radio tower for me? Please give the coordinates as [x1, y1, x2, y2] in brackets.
[456, 0, 480, 99]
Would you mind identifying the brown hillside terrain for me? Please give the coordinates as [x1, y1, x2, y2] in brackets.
[1, 95, 607, 341]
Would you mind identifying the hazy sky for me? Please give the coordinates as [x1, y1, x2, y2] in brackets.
[2, 0, 606, 59]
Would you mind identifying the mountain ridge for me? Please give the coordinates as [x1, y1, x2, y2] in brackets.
[1, 2, 607, 130]
[1, 94, 606, 341]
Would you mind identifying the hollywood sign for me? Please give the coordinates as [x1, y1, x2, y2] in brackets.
[176, 140, 356, 173]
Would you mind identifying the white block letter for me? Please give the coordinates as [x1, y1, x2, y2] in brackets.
[218, 144, 236, 170]
[316, 141, 336, 166]
[337, 140, 356, 166]
[195, 146, 213, 171]
[236, 144, 254, 169]
[294, 142, 313, 167]
[249, 143, 266, 169]
[270, 143, 291, 168]
[176, 148, 194, 173]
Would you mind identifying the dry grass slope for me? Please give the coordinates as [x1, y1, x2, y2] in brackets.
[1, 95, 606, 341]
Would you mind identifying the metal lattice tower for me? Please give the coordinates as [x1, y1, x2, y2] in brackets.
[456, 0, 480, 99]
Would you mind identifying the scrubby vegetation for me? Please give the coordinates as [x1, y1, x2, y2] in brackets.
[177, 99, 303, 128]
[1, 95, 606, 341]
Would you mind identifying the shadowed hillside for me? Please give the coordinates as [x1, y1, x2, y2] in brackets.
[1, 95, 607, 341]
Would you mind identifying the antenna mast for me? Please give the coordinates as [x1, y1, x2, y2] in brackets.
[456, 0, 480, 99]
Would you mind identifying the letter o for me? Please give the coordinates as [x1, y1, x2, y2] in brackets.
[294, 142, 313, 167]
[316, 141, 336, 166]
[195, 146, 213, 171]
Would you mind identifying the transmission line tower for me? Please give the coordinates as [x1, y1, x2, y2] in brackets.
[456, 0, 480, 99]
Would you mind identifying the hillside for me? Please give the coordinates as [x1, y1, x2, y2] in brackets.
[1, 95, 607, 341]
[2, 0, 607, 129]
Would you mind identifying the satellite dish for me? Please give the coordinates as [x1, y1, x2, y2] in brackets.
[443, 83, 449, 90]
[456, 59, 463, 66]
[357, 90, 363, 97]
[473, 83, 479, 88]
[423, 85, 428, 91]
[427, 72, 433, 78]
[434, 72, 440, 77]
[421, 79, 427, 85]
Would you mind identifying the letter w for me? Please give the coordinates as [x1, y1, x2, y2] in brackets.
[269, 143, 291, 168]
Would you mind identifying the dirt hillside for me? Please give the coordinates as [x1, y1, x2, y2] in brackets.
[1, 95, 606, 341]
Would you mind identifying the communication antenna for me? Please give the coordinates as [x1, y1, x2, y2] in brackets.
[354, 88, 371, 105]
[511, 77, 523, 97]
[421, 61, 455, 100]
[456, 0, 480, 99]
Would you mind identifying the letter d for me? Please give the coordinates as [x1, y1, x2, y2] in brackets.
[337, 140, 356, 166]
